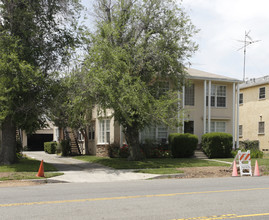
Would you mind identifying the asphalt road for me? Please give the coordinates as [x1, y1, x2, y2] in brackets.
[1, 177, 269, 220]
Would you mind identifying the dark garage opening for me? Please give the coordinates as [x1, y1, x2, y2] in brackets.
[27, 134, 53, 151]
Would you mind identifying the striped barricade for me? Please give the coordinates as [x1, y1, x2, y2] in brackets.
[237, 150, 252, 176]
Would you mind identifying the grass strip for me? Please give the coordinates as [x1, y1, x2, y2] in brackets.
[0, 157, 62, 181]
[74, 156, 229, 169]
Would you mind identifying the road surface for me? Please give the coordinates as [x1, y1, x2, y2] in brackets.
[1, 177, 269, 219]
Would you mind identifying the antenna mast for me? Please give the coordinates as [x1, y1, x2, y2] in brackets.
[237, 31, 260, 81]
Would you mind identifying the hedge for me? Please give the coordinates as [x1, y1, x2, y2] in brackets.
[169, 133, 198, 158]
[44, 142, 57, 154]
[60, 140, 71, 156]
[201, 132, 232, 158]
[239, 140, 259, 150]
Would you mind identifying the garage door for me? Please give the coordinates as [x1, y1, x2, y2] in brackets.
[27, 134, 53, 151]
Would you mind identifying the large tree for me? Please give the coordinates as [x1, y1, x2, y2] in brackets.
[83, 0, 198, 160]
[0, 0, 83, 164]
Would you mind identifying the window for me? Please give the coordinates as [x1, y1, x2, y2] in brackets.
[141, 125, 168, 143]
[258, 121, 265, 134]
[184, 121, 194, 134]
[185, 84, 195, 106]
[89, 124, 95, 140]
[98, 119, 110, 144]
[259, 87, 265, 99]
[206, 121, 226, 133]
[206, 85, 226, 107]
[239, 93, 243, 104]
[239, 125, 243, 137]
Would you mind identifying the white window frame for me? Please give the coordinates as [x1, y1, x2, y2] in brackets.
[98, 119, 110, 144]
[207, 85, 226, 108]
[258, 121, 265, 134]
[141, 125, 168, 143]
[185, 84, 195, 106]
[206, 121, 226, 133]
[259, 87, 266, 100]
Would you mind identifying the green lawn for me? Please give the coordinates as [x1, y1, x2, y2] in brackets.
[0, 158, 63, 181]
[74, 156, 229, 169]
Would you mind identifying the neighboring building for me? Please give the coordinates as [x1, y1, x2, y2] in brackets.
[22, 120, 59, 151]
[239, 76, 269, 152]
[86, 68, 241, 156]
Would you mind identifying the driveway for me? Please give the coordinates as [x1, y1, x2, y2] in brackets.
[24, 151, 158, 183]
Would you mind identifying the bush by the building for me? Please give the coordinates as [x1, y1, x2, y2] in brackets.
[44, 142, 57, 154]
[60, 140, 71, 156]
[201, 132, 232, 158]
[169, 133, 198, 158]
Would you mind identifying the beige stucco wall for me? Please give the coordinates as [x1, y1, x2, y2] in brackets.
[239, 84, 269, 151]
[88, 106, 123, 155]
[184, 79, 235, 142]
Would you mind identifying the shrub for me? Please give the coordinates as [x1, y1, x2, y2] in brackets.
[169, 133, 198, 158]
[239, 140, 259, 150]
[201, 132, 232, 158]
[108, 143, 120, 158]
[60, 140, 71, 156]
[119, 144, 130, 158]
[232, 149, 263, 159]
[44, 142, 57, 154]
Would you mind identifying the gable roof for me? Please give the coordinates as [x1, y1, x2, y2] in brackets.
[240, 76, 269, 89]
[186, 68, 241, 83]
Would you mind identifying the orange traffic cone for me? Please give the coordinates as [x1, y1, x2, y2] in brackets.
[254, 160, 260, 177]
[232, 160, 239, 177]
[36, 160, 45, 177]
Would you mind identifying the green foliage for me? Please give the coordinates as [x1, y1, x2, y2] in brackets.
[119, 144, 130, 158]
[108, 143, 120, 158]
[44, 142, 57, 154]
[201, 132, 233, 158]
[231, 149, 263, 159]
[169, 133, 198, 158]
[60, 140, 71, 156]
[140, 140, 171, 158]
[239, 140, 260, 150]
[82, 0, 198, 160]
[0, 0, 84, 164]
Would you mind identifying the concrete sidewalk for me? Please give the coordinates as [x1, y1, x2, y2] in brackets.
[24, 151, 159, 183]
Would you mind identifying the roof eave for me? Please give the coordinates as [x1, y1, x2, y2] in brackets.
[187, 75, 242, 83]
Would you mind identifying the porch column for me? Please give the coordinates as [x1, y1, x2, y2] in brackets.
[208, 81, 211, 132]
[236, 83, 240, 148]
[232, 83, 235, 150]
[204, 80, 207, 134]
[177, 90, 180, 133]
[182, 85, 185, 133]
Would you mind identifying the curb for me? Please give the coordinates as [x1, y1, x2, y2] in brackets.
[149, 173, 186, 179]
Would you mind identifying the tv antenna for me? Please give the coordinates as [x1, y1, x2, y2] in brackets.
[237, 31, 260, 81]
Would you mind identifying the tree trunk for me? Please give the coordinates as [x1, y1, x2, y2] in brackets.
[0, 116, 17, 165]
[124, 125, 143, 161]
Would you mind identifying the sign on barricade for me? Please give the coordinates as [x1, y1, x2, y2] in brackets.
[234, 150, 252, 176]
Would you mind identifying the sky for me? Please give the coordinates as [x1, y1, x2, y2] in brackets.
[182, 0, 269, 80]
[82, 0, 269, 80]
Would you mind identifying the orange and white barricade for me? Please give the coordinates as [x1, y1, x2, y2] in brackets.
[237, 150, 252, 176]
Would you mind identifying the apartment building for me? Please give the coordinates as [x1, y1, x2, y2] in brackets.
[87, 68, 241, 156]
[239, 76, 269, 152]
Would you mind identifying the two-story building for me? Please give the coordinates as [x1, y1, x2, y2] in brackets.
[239, 76, 269, 152]
[87, 68, 241, 156]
